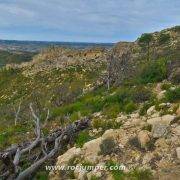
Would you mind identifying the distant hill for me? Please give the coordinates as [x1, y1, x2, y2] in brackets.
[0, 50, 36, 67]
[0, 39, 114, 52]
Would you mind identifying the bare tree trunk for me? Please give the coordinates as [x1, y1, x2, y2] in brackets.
[14, 102, 22, 126]
[0, 103, 90, 179]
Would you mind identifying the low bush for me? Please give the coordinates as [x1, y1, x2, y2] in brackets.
[103, 103, 121, 118]
[100, 138, 116, 155]
[106, 161, 125, 180]
[161, 83, 172, 90]
[92, 118, 122, 130]
[131, 87, 152, 103]
[137, 58, 167, 84]
[75, 131, 93, 148]
[127, 168, 153, 180]
[124, 101, 137, 114]
[158, 32, 170, 45]
[165, 87, 180, 102]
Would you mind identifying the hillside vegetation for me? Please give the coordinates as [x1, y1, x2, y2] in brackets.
[0, 26, 179, 180]
[0, 50, 35, 67]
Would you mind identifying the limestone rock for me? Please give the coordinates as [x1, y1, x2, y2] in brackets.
[173, 126, 180, 136]
[142, 153, 154, 164]
[157, 90, 166, 100]
[176, 147, 180, 159]
[152, 124, 169, 138]
[147, 106, 156, 116]
[155, 138, 169, 149]
[82, 137, 102, 164]
[147, 117, 162, 125]
[57, 147, 81, 165]
[161, 114, 175, 124]
[137, 130, 151, 149]
[102, 129, 120, 139]
[147, 114, 175, 125]
[74, 167, 87, 180]
[176, 106, 180, 116]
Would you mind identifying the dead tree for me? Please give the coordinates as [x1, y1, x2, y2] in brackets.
[0, 103, 90, 180]
[14, 102, 22, 126]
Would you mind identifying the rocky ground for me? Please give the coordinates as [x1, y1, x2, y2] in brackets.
[49, 86, 180, 180]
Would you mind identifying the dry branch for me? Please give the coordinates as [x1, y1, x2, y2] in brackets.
[0, 103, 90, 179]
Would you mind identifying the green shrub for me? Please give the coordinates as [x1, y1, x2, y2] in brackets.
[75, 131, 93, 148]
[137, 58, 167, 84]
[158, 33, 170, 45]
[92, 118, 122, 130]
[103, 103, 121, 118]
[131, 87, 152, 103]
[91, 175, 100, 180]
[100, 138, 116, 155]
[127, 168, 153, 180]
[139, 103, 150, 116]
[35, 171, 48, 180]
[161, 83, 172, 90]
[106, 161, 153, 180]
[124, 101, 137, 114]
[138, 33, 153, 45]
[141, 124, 152, 131]
[85, 96, 104, 113]
[165, 87, 180, 102]
[173, 26, 180, 32]
[106, 161, 125, 180]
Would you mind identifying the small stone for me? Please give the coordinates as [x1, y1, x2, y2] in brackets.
[176, 106, 180, 116]
[176, 147, 180, 159]
[173, 126, 180, 136]
[152, 124, 169, 138]
[155, 138, 169, 148]
[147, 106, 156, 115]
[151, 112, 160, 118]
[130, 113, 140, 118]
[137, 130, 151, 149]
[142, 153, 154, 164]
[157, 90, 166, 100]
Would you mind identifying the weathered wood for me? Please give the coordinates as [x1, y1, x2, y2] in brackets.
[0, 103, 90, 179]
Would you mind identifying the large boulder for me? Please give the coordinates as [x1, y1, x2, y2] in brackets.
[49, 147, 82, 180]
[82, 137, 102, 164]
[147, 114, 175, 125]
[56, 147, 82, 165]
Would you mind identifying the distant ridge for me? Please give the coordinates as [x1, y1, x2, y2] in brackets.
[0, 39, 114, 52]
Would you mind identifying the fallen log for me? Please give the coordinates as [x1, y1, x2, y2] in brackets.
[0, 103, 90, 179]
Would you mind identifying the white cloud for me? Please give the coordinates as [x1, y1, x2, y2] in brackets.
[0, 0, 179, 42]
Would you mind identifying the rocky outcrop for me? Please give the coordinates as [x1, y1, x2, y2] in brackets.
[50, 104, 180, 179]
[109, 26, 180, 85]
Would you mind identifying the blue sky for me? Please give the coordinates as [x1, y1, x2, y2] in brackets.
[0, 0, 179, 43]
